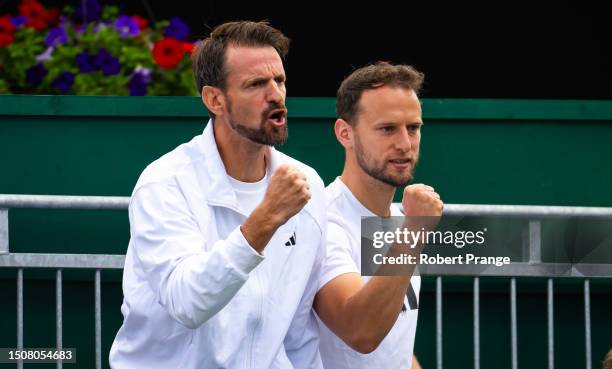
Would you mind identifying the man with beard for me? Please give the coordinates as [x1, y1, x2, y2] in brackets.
[110, 21, 326, 369]
[313, 62, 443, 369]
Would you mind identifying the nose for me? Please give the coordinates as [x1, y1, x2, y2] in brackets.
[393, 126, 412, 152]
[266, 80, 284, 104]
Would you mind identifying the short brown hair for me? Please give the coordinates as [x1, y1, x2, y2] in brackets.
[336, 62, 424, 125]
[192, 21, 290, 93]
[604, 349, 612, 369]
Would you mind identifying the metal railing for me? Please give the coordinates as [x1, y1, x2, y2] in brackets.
[0, 195, 127, 369]
[1, 194, 612, 369]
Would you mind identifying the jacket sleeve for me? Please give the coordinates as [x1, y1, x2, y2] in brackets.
[128, 181, 264, 329]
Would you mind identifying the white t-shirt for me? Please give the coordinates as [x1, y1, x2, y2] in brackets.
[317, 177, 421, 369]
[227, 170, 269, 215]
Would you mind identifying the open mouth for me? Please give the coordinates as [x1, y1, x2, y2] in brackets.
[267, 109, 287, 126]
[388, 158, 412, 168]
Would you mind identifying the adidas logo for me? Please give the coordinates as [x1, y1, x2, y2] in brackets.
[284, 232, 296, 246]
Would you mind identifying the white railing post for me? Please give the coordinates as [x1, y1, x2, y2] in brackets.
[0, 209, 8, 254]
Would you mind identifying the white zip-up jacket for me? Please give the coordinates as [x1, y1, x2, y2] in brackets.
[109, 121, 326, 369]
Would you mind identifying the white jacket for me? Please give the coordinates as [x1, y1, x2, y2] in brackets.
[110, 121, 326, 369]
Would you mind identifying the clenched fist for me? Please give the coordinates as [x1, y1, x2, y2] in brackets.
[401, 184, 443, 233]
[402, 184, 443, 217]
[241, 164, 311, 252]
[261, 164, 311, 226]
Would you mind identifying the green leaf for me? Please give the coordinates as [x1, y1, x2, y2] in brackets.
[102, 6, 120, 20]
[0, 79, 10, 94]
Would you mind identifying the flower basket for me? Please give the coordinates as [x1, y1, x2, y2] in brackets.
[0, 0, 198, 96]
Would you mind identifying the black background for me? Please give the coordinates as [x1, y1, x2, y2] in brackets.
[3, 0, 611, 98]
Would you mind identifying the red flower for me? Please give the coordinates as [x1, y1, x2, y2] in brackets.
[0, 15, 16, 35]
[45, 7, 60, 27]
[152, 37, 186, 69]
[0, 33, 14, 47]
[0, 15, 15, 47]
[19, 0, 48, 30]
[132, 14, 148, 30]
[182, 42, 195, 55]
[27, 16, 47, 30]
[18, 0, 43, 14]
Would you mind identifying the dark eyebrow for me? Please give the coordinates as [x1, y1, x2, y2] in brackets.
[374, 121, 423, 128]
[243, 73, 286, 88]
[243, 77, 268, 88]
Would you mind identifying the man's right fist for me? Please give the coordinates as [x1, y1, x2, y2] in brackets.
[402, 184, 443, 217]
[260, 164, 311, 227]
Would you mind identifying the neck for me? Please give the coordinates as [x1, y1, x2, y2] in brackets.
[340, 158, 396, 217]
[214, 119, 268, 182]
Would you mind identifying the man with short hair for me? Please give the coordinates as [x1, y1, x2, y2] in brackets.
[110, 21, 326, 369]
[314, 62, 441, 369]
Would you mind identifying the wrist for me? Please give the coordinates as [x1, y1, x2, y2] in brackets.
[254, 201, 284, 230]
[242, 204, 282, 253]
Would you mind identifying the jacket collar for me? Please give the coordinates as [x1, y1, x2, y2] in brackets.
[198, 119, 282, 213]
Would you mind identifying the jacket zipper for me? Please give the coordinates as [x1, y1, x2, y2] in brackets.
[247, 271, 264, 369]
[206, 201, 267, 369]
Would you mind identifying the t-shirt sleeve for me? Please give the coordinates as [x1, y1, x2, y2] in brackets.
[317, 219, 360, 291]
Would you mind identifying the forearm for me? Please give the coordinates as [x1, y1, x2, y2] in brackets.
[340, 274, 411, 351]
[316, 215, 430, 353]
[337, 222, 423, 351]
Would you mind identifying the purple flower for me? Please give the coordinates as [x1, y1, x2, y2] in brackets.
[45, 26, 68, 47]
[76, 52, 97, 73]
[36, 46, 55, 62]
[52, 72, 74, 93]
[114, 15, 139, 38]
[11, 16, 26, 27]
[133, 66, 151, 83]
[95, 48, 120, 76]
[26, 64, 48, 86]
[74, 0, 101, 23]
[128, 67, 151, 96]
[128, 73, 147, 96]
[164, 17, 190, 41]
